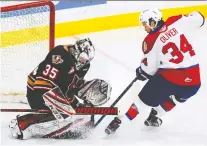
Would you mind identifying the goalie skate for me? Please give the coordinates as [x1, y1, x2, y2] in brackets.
[9, 115, 32, 139]
[9, 112, 94, 140]
[9, 118, 22, 139]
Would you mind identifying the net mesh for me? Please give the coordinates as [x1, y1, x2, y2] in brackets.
[0, 1, 54, 102]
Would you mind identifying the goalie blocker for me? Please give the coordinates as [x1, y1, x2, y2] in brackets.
[9, 79, 112, 139]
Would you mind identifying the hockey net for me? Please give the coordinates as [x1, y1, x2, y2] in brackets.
[0, 1, 55, 103]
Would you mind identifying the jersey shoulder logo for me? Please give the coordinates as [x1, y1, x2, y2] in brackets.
[143, 41, 148, 53]
[52, 55, 64, 64]
[143, 32, 160, 54]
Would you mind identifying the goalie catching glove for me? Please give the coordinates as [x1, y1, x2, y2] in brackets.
[77, 78, 112, 106]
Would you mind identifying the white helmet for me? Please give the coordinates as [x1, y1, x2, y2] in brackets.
[72, 38, 95, 70]
[139, 8, 162, 29]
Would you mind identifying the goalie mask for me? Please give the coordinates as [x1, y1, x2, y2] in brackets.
[71, 38, 95, 70]
[77, 79, 112, 106]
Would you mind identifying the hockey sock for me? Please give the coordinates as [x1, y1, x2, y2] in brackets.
[125, 103, 139, 120]
[160, 96, 176, 112]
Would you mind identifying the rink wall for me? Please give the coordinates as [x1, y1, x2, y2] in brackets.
[1, 1, 207, 47]
[55, 4, 207, 38]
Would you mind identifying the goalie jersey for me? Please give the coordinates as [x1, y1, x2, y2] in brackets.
[140, 12, 205, 86]
[27, 45, 90, 99]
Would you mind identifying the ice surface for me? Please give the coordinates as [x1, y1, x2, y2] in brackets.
[0, 22, 207, 145]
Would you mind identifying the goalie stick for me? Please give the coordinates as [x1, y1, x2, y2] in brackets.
[0, 107, 118, 115]
[94, 77, 138, 127]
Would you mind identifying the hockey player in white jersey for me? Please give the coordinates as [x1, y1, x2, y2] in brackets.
[105, 9, 204, 134]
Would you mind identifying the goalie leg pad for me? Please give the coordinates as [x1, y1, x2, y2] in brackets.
[43, 87, 76, 119]
[42, 115, 93, 139]
[9, 113, 56, 139]
[9, 113, 92, 140]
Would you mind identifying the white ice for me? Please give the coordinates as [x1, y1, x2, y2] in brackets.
[1, 23, 207, 146]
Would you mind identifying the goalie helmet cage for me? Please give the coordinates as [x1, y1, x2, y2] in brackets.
[0, 1, 55, 103]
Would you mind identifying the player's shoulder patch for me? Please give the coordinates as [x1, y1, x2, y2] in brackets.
[49, 45, 70, 64]
[143, 41, 148, 53]
[165, 15, 182, 27]
[142, 32, 160, 54]
[52, 55, 64, 64]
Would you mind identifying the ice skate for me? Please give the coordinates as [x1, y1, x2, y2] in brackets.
[144, 108, 162, 127]
[105, 117, 121, 135]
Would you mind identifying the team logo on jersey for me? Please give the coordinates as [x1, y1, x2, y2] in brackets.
[185, 77, 192, 83]
[52, 55, 64, 64]
[143, 41, 147, 53]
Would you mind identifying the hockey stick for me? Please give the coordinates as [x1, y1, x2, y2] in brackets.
[0, 107, 118, 115]
[94, 77, 138, 127]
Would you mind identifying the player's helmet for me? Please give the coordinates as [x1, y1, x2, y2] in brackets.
[139, 8, 162, 30]
[72, 38, 95, 70]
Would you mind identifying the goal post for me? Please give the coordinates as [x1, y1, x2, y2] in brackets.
[0, 1, 55, 103]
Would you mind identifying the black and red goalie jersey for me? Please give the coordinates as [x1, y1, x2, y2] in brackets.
[26, 38, 95, 109]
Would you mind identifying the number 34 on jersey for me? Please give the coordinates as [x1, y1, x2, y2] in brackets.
[140, 12, 204, 85]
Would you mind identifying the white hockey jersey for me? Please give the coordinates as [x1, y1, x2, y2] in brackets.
[140, 11, 205, 86]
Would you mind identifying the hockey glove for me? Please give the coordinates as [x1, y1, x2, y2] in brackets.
[136, 66, 152, 81]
